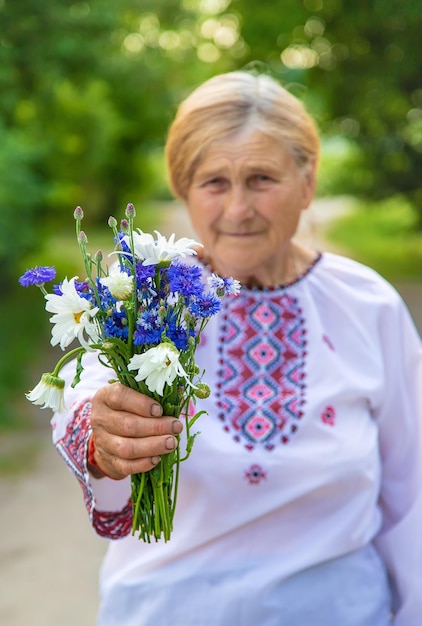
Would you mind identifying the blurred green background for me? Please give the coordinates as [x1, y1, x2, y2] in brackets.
[1, 0, 422, 436]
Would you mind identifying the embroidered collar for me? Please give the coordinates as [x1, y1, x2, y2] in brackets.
[200, 252, 323, 292]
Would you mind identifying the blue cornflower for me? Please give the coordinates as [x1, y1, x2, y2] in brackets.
[189, 292, 221, 318]
[133, 326, 162, 346]
[136, 262, 156, 284]
[137, 307, 161, 331]
[53, 279, 92, 298]
[165, 309, 193, 350]
[167, 263, 204, 298]
[75, 280, 93, 298]
[76, 279, 90, 291]
[19, 266, 56, 287]
[96, 281, 115, 308]
[167, 321, 191, 351]
[207, 273, 241, 296]
[135, 306, 163, 345]
[102, 309, 129, 340]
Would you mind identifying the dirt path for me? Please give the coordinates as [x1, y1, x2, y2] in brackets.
[0, 426, 106, 625]
[1, 197, 420, 626]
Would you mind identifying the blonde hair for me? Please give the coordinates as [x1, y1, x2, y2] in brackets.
[165, 71, 320, 199]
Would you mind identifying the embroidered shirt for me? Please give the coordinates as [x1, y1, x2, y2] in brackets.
[52, 252, 422, 626]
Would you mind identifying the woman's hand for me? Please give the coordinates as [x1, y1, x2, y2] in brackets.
[89, 383, 183, 480]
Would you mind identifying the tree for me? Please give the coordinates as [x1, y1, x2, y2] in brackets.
[0, 0, 238, 283]
[232, 0, 422, 222]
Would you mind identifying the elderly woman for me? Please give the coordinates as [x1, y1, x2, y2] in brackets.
[53, 72, 422, 625]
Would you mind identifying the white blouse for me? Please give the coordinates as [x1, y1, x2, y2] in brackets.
[52, 252, 422, 625]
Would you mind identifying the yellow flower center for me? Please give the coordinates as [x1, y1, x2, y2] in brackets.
[73, 311, 84, 324]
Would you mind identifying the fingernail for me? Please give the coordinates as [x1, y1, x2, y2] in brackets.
[172, 420, 183, 435]
[151, 456, 161, 465]
[165, 436, 177, 450]
[150, 403, 162, 417]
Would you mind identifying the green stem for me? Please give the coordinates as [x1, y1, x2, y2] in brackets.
[127, 305, 135, 356]
[127, 215, 138, 355]
[132, 472, 146, 536]
[154, 479, 163, 540]
[82, 244, 101, 307]
[171, 446, 180, 521]
[52, 346, 86, 377]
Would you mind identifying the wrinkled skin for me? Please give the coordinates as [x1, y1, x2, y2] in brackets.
[89, 383, 182, 480]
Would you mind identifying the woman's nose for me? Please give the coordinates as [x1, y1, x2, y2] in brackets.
[224, 185, 254, 220]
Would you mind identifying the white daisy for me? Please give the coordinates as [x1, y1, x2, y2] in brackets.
[100, 267, 134, 300]
[128, 343, 191, 396]
[26, 373, 67, 413]
[123, 230, 202, 266]
[45, 277, 100, 350]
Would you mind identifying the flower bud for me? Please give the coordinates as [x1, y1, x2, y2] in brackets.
[194, 382, 211, 399]
[108, 216, 117, 228]
[125, 203, 136, 218]
[73, 206, 84, 221]
[95, 250, 103, 262]
[78, 231, 88, 245]
[120, 219, 129, 233]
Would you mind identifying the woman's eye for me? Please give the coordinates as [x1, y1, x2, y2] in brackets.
[202, 177, 226, 189]
[250, 174, 272, 186]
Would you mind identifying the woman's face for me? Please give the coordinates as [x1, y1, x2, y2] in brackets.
[185, 129, 316, 285]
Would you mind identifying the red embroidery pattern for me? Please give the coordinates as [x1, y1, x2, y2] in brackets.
[93, 501, 133, 538]
[244, 464, 267, 485]
[322, 334, 335, 351]
[55, 400, 92, 508]
[321, 405, 336, 426]
[216, 293, 307, 450]
[55, 400, 132, 539]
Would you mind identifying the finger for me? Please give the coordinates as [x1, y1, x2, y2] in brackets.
[95, 434, 179, 478]
[97, 413, 183, 439]
[96, 383, 163, 418]
[91, 450, 162, 480]
[99, 432, 179, 462]
[110, 454, 163, 477]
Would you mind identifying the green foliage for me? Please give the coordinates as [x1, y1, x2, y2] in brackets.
[232, 0, 422, 222]
[327, 196, 422, 280]
[0, 124, 45, 287]
[2, 0, 422, 287]
[0, 0, 239, 287]
[317, 137, 373, 197]
[0, 283, 53, 430]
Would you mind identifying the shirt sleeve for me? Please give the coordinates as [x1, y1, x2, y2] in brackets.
[372, 295, 422, 626]
[51, 351, 132, 539]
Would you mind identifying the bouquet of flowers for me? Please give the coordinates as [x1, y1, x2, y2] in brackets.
[19, 203, 239, 542]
